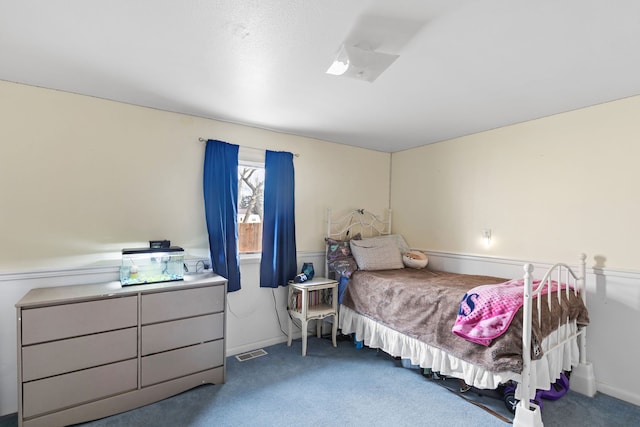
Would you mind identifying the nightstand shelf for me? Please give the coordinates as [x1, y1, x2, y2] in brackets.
[305, 303, 333, 315]
[287, 277, 338, 356]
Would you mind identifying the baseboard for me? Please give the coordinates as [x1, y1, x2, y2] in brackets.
[226, 320, 333, 357]
[227, 336, 289, 357]
[596, 383, 640, 407]
[226, 318, 333, 357]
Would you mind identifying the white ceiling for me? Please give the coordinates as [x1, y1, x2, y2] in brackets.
[2, 1, 640, 153]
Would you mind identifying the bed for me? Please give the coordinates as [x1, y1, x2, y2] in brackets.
[326, 208, 596, 427]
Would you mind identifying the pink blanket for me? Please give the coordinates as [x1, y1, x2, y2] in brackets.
[452, 279, 564, 346]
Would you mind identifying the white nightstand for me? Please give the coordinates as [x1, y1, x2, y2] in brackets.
[287, 277, 338, 356]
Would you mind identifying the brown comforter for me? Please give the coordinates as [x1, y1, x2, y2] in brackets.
[342, 268, 589, 373]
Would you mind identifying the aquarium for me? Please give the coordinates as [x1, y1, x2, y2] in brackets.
[120, 246, 184, 286]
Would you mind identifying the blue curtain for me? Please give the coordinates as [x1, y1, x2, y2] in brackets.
[260, 150, 297, 288]
[203, 140, 241, 292]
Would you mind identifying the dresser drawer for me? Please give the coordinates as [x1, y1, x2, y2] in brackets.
[22, 327, 137, 382]
[141, 313, 224, 356]
[141, 285, 224, 324]
[21, 296, 138, 345]
[141, 339, 224, 387]
[22, 359, 137, 419]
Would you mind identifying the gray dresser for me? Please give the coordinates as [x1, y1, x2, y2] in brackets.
[16, 273, 226, 427]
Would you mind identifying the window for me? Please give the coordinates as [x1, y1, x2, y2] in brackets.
[238, 161, 264, 253]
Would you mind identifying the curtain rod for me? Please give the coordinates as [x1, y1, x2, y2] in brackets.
[198, 138, 300, 157]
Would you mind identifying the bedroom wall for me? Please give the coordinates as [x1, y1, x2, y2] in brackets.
[0, 80, 391, 416]
[390, 95, 640, 406]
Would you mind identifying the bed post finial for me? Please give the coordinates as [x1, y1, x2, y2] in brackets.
[524, 263, 534, 275]
[578, 253, 587, 303]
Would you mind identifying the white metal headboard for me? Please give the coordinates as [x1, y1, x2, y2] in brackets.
[325, 208, 392, 279]
[326, 208, 392, 240]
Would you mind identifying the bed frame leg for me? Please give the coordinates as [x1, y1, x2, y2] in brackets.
[570, 255, 597, 397]
[513, 402, 543, 427]
[351, 333, 364, 349]
[571, 362, 597, 397]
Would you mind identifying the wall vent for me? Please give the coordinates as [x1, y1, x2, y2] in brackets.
[235, 348, 268, 362]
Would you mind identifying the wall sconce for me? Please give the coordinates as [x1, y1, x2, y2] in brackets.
[482, 229, 492, 247]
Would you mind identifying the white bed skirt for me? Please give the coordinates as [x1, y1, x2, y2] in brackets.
[339, 304, 581, 400]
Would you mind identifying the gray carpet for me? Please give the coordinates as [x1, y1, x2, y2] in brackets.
[2, 336, 639, 426]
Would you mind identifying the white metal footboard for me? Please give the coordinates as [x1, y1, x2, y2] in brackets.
[514, 253, 596, 427]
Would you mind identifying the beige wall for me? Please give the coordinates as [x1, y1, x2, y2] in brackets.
[391, 95, 640, 271]
[0, 80, 390, 272]
[391, 97, 640, 404]
[0, 80, 391, 416]
[2, 80, 639, 414]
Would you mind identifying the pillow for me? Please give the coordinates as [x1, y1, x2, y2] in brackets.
[328, 257, 358, 279]
[325, 233, 361, 263]
[403, 251, 429, 269]
[349, 236, 404, 271]
[358, 234, 410, 255]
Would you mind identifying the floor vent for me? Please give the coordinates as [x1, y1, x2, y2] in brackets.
[235, 348, 268, 362]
